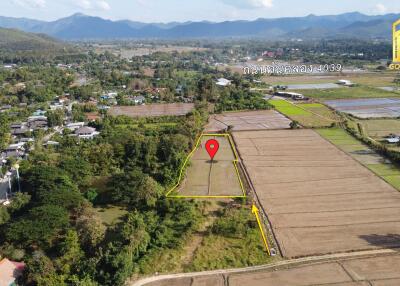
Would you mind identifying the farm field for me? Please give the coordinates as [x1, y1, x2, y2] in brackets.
[140, 253, 400, 286]
[269, 99, 339, 127]
[286, 83, 341, 90]
[233, 129, 400, 258]
[297, 86, 400, 100]
[354, 119, 400, 139]
[317, 128, 400, 190]
[171, 135, 244, 197]
[325, 98, 400, 118]
[262, 73, 397, 87]
[205, 110, 291, 132]
[109, 103, 195, 117]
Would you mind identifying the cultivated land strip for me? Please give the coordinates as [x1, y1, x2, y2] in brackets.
[233, 129, 400, 258]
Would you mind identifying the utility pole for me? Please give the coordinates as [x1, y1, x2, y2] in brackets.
[14, 164, 21, 192]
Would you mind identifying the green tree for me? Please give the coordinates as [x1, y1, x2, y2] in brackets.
[47, 109, 65, 127]
[7, 205, 69, 248]
[110, 169, 163, 207]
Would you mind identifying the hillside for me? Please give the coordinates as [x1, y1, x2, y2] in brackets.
[0, 12, 399, 40]
[0, 27, 70, 51]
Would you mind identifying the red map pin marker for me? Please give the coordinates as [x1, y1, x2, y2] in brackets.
[205, 139, 219, 160]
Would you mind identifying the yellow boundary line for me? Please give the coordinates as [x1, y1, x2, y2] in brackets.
[166, 133, 246, 199]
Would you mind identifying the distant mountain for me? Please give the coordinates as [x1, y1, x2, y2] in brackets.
[0, 12, 398, 40]
[0, 27, 70, 51]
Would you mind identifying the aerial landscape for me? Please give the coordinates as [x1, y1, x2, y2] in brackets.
[0, 0, 399, 285]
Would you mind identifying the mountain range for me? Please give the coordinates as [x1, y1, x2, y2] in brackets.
[0, 12, 398, 40]
[0, 27, 70, 51]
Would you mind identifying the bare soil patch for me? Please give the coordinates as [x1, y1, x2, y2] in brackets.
[109, 103, 194, 118]
[233, 129, 400, 258]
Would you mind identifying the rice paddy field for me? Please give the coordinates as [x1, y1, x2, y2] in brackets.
[297, 86, 400, 100]
[325, 98, 400, 118]
[269, 99, 339, 127]
[354, 119, 400, 139]
[233, 129, 400, 258]
[205, 110, 291, 132]
[317, 128, 400, 191]
[262, 73, 397, 87]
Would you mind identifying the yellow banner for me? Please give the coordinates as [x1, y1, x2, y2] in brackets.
[393, 19, 400, 63]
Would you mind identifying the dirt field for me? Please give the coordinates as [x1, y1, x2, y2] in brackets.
[233, 129, 400, 258]
[109, 103, 194, 117]
[205, 110, 291, 132]
[141, 253, 400, 286]
[175, 135, 244, 197]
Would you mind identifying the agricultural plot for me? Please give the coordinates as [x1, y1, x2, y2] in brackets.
[351, 119, 400, 140]
[317, 128, 400, 191]
[298, 86, 400, 100]
[168, 134, 245, 198]
[109, 103, 194, 117]
[205, 110, 291, 132]
[286, 83, 341, 90]
[233, 129, 400, 258]
[263, 73, 396, 87]
[269, 99, 339, 127]
[325, 98, 400, 118]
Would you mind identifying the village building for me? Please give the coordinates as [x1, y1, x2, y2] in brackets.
[66, 122, 85, 131]
[275, 91, 306, 100]
[0, 258, 25, 286]
[337, 79, 355, 87]
[216, 78, 231, 87]
[74, 126, 100, 139]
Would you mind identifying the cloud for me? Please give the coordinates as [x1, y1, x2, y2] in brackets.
[221, 0, 273, 9]
[375, 3, 387, 14]
[74, 0, 110, 11]
[12, 0, 46, 8]
[76, 0, 91, 9]
[95, 0, 110, 11]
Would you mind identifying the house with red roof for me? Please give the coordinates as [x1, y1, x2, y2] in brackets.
[0, 258, 25, 286]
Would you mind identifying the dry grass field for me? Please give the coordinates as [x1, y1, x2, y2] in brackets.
[109, 103, 194, 117]
[176, 135, 244, 197]
[233, 129, 400, 258]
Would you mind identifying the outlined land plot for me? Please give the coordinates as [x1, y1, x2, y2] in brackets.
[166, 134, 246, 198]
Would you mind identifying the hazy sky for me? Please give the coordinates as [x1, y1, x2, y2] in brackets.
[2, 0, 400, 22]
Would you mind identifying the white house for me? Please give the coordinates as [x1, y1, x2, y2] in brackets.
[275, 91, 305, 100]
[132, 96, 145, 105]
[337, 80, 354, 87]
[216, 78, 232, 87]
[49, 102, 64, 110]
[66, 122, 85, 131]
[75, 126, 100, 139]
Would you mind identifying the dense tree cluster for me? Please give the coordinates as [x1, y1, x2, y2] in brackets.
[0, 104, 208, 285]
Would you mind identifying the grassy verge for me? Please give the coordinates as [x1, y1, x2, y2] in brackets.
[187, 204, 274, 272]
